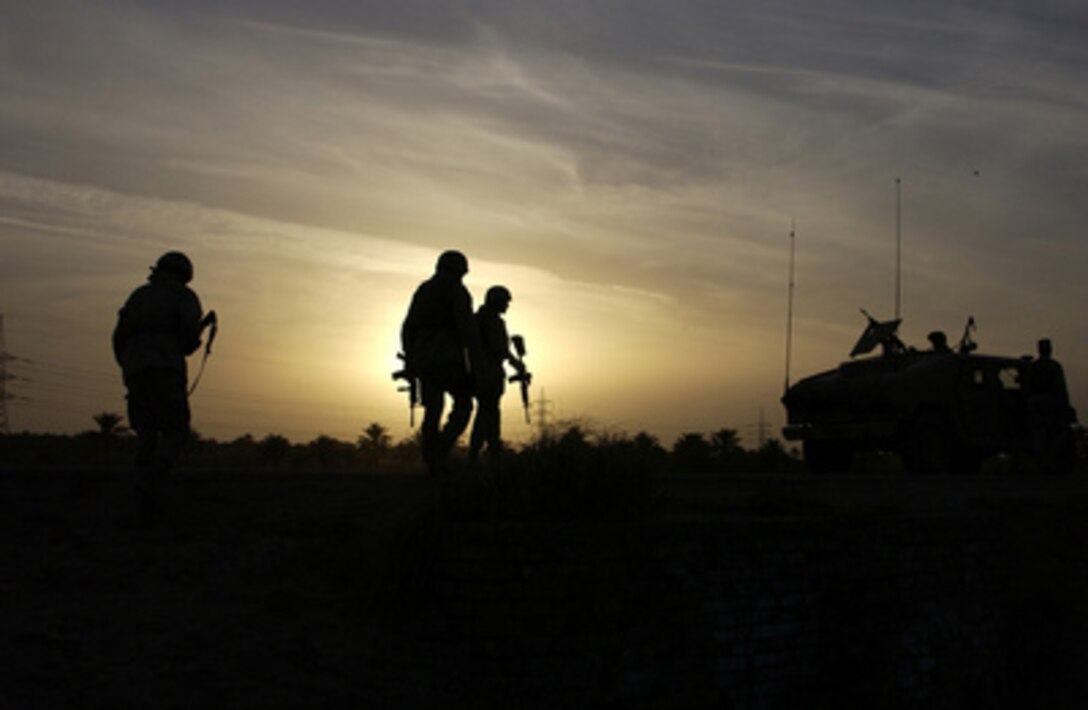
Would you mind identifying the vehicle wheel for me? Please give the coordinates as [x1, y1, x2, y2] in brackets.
[902, 414, 961, 474]
[803, 440, 853, 474]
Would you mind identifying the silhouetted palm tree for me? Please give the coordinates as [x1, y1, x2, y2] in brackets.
[357, 422, 393, 472]
[672, 433, 713, 473]
[357, 422, 392, 452]
[92, 411, 128, 465]
[710, 428, 744, 472]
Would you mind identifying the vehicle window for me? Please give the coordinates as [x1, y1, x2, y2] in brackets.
[999, 368, 1021, 389]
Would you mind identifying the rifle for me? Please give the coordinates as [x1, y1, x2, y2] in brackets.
[391, 352, 419, 426]
[188, 310, 218, 396]
[507, 335, 533, 424]
[957, 316, 977, 354]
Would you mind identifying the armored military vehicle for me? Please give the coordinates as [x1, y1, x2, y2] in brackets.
[782, 312, 1073, 474]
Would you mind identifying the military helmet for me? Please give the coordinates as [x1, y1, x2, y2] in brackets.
[436, 250, 469, 276]
[485, 285, 512, 308]
[152, 251, 194, 283]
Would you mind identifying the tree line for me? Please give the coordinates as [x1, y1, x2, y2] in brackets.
[0, 412, 804, 475]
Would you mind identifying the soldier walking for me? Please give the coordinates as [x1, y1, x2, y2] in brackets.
[401, 250, 482, 475]
[112, 251, 208, 521]
[468, 286, 527, 463]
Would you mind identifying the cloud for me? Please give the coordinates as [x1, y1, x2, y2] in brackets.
[2, 0, 1086, 441]
[0, 168, 698, 440]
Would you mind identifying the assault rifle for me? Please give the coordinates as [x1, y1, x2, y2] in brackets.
[508, 335, 533, 424]
[957, 316, 978, 354]
[188, 310, 218, 396]
[391, 352, 419, 426]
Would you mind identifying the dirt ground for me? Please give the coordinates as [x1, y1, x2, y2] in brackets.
[3, 468, 1087, 706]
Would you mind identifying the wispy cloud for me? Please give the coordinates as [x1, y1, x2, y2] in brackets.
[2, 0, 1086, 441]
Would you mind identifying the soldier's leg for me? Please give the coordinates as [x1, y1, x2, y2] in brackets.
[442, 372, 474, 453]
[1041, 404, 1071, 474]
[468, 395, 495, 460]
[1028, 399, 1051, 473]
[472, 395, 501, 457]
[154, 428, 189, 479]
[125, 372, 159, 506]
[156, 368, 191, 480]
[468, 401, 485, 461]
[490, 399, 504, 455]
[132, 368, 192, 519]
[133, 428, 158, 499]
[419, 375, 446, 473]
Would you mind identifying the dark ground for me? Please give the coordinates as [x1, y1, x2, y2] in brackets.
[3, 468, 1087, 706]
[2, 471, 435, 706]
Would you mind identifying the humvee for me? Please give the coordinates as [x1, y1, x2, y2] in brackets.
[781, 313, 1071, 474]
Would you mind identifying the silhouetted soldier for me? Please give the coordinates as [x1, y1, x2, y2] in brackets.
[1024, 338, 1075, 474]
[469, 286, 526, 462]
[112, 251, 208, 521]
[401, 250, 482, 475]
[927, 331, 951, 353]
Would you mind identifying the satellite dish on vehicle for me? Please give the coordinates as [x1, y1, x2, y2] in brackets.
[850, 311, 903, 357]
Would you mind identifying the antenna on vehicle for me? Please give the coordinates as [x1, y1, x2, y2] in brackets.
[784, 218, 796, 395]
[895, 177, 902, 320]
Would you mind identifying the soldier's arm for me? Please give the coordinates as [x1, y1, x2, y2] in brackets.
[111, 289, 142, 366]
[179, 289, 204, 356]
[401, 294, 420, 369]
[497, 319, 524, 373]
[112, 306, 133, 366]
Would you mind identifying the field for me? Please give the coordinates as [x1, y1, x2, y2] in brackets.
[3, 468, 1088, 706]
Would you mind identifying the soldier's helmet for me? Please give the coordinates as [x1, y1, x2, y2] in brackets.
[485, 286, 512, 308]
[436, 250, 469, 276]
[152, 251, 194, 283]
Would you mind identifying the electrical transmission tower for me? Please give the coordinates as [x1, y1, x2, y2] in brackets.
[748, 407, 771, 449]
[532, 389, 554, 437]
[0, 314, 11, 434]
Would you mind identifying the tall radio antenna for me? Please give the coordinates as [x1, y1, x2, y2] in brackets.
[895, 177, 902, 320]
[784, 219, 796, 395]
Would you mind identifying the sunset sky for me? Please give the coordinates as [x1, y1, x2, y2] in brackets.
[2, 0, 1086, 446]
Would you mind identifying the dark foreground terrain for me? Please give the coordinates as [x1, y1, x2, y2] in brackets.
[3, 468, 1087, 707]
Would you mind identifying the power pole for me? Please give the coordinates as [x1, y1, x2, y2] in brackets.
[0, 315, 11, 434]
[748, 407, 771, 450]
[532, 389, 554, 436]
